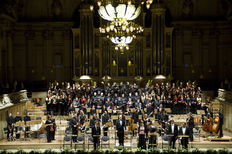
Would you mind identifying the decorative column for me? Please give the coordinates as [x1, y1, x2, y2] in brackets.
[151, 3, 166, 75]
[79, 2, 94, 75]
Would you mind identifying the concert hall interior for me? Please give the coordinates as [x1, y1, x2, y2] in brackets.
[1, 0, 232, 153]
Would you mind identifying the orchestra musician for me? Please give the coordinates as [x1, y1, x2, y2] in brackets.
[138, 122, 146, 149]
[92, 120, 101, 150]
[6, 113, 15, 141]
[178, 122, 190, 149]
[14, 112, 22, 139]
[24, 112, 31, 138]
[187, 112, 194, 141]
[116, 114, 126, 146]
[50, 116, 56, 140]
[167, 120, 178, 149]
[218, 112, 224, 138]
[102, 111, 110, 136]
[45, 115, 53, 143]
[70, 114, 78, 142]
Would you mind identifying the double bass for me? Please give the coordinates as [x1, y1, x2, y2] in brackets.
[202, 116, 213, 132]
[212, 116, 220, 134]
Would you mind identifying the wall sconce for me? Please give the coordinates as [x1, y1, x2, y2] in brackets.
[113, 60, 117, 66]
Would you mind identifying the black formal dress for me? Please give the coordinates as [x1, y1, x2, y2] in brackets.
[178, 126, 190, 148]
[116, 119, 125, 146]
[92, 125, 101, 150]
[45, 119, 53, 142]
[167, 124, 178, 149]
[138, 126, 146, 149]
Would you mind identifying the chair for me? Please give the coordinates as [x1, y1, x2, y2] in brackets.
[63, 135, 72, 148]
[38, 133, 47, 143]
[73, 135, 85, 150]
[87, 136, 94, 150]
[36, 117, 42, 120]
[101, 136, 110, 149]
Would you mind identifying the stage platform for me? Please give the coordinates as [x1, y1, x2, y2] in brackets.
[1, 135, 232, 151]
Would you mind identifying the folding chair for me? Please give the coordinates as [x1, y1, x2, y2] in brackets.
[73, 135, 85, 150]
[87, 136, 94, 150]
[101, 136, 110, 149]
[63, 135, 72, 148]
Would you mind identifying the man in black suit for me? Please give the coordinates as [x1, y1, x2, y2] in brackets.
[92, 120, 101, 150]
[14, 112, 22, 139]
[218, 112, 224, 138]
[178, 122, 190, 149]
[70, 114, 78, 142]
[24, 112, 31, 138]
[6, 113, 15, 141]
[187, 112, 194, 141]
[116, 115, 126, 146]
[167, 120, 178, 149]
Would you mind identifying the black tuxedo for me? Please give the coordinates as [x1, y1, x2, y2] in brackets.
[187, 116, 194, 141]
[6, 116, 15, 140]
[70, 117, 78, 142]
[92, 125, 101, 150]
[116, 119, 125, 146]
[178, 126, 190, 148]
[167, 124, 178, 149]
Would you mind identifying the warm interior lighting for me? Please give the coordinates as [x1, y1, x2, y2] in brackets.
[99, 20, 143, 51]
[134, 76, 143, 81]
[154, 75, 166, 80]
[102, 75, 112, 81]
[80, 75, 92, 80]
[95, 0, 153, 21]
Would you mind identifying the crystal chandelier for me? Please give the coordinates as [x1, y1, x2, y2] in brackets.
[92, 0, 152, 51]
[95, 0, 153, 21]
[99, 19, 143, 50]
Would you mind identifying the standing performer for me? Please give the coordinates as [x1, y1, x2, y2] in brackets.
[45, 115, 53, 143]
[14, 112, 22, 139]
[24, 112, 31, 138]
[6, 113, 15, 141]
[116, 115, 126, 146]
[178, 122, 190, 149]
[187, 112, 194, 141]
[70, 114, 78, 142]
[138, 122, 146, 149]
[50, 116, 56, 140]
[102, 111, 110, 136]
[167, 120, 178, 149]
[218, 112, 224, 138]
[92, 120, 101, 150]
